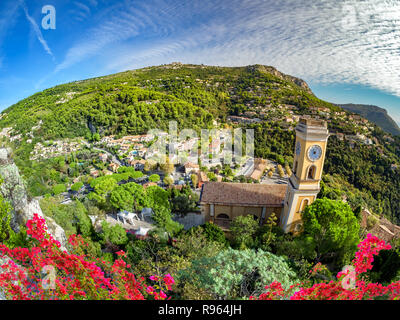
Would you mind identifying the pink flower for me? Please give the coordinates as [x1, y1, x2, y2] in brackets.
[163, 274, 175, 286]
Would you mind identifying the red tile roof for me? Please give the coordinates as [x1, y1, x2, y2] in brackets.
[200, 182, 286, 207]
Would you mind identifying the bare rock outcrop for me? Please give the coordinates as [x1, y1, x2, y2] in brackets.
[0, 148, 68, 250]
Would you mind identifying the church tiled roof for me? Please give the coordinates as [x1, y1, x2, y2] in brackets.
[200, 182, 287, 207]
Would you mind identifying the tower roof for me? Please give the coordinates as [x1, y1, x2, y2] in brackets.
[296, 117, 329, 140]
[299, 118, 327, 128]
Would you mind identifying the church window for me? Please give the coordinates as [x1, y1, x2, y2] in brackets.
[300, 199, 309, 212]
[216, 213, 230, 220]
[307, 165, 317, 180]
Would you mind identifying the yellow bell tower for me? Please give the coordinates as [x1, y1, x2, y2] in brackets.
[280, 118, 330, 233]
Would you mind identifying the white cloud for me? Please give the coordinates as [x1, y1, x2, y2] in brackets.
[21, 1, 55, 61]
[53, 0, 400, 99]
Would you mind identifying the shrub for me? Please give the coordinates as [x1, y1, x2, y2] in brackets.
[70, 182, 84, 192]
[52, 184, 67, 195]
[100, 221, 129, 247]
[0, 214, 173, 300]
[252, 234, 396, 300]
[178, 248, 298, 299]
[163, 175, 174, 186]
[149, 174, 160, 183]
[230, 215, 259, 249]
[201, 222, 227, 245]
[75, 209, 94, 238]
[0, 180, 12, 243]
[366, 214, 379, 229]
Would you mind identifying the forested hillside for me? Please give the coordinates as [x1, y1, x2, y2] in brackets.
[339, 103, 400, 136]
[0, 63, 336, 139]
[1, 63, 400, 224]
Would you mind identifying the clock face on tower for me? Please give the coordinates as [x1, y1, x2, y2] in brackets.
[308, 145, 322, 161]
[295, 141, 301, 156]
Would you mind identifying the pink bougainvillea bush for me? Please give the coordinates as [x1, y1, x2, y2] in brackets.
[0, 214, 173, 300]
[1, 214, 399, 301]
[252, 233, 400, 300]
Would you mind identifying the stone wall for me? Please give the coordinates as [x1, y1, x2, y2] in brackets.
[172, 212, 205, 230]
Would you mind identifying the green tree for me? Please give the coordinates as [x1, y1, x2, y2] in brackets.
[163, 175, 174, 186]
[52, 184, 67, 195]
[301, 198, 360, 266]
[131, 171, 144, 179]
[0, 178, 12, 242]
[92, 133, 100, 142]
[73, 201, 94, 238]
[71, 182, 84, 192]
[110, 183, 147, 212]
[229, 215, 259, 249]
[200, 222, 227, 245]
[149, 174, 160, 183]
[89, 177, 118, 207]
[110, 188, 134, 211]
[178, 248, 298, 299]
[160, 157, 174, 174]
[100, 221, 128, 246]
[255, 213, 279, 251]
[190, 174, 198, 188]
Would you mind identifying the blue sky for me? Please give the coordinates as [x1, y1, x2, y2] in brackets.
[1, 0, 400, 125]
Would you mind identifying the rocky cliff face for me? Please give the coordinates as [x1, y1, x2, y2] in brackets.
[248, 64, 314, 95]
[0, 148, 68, 250]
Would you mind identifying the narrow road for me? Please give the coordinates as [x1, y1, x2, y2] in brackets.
[80, 140, 123, 166]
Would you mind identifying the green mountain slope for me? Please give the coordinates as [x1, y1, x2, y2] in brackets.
[338, 104, 400, 136]
[0, 63, 339, 141]
[1, 63, 400, 225]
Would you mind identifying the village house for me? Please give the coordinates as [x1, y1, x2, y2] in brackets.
[182, 138, 199, 152]
[90, 169, 100, 178]
[209, 139, 221, 154]
[197, 171, 209, 189]
[227, 116, 261, 124]
[99, 153, 108, 163]
[184, 162, 200, 175]
[248, 158, 268, 180]
[119, 144, 131, 153]
[200, 183, 287, 230]
[130, 159, 146, 171]
[138, 147, 148, 158]
[109, 162, 120, 173]
[0, 127, 12, 138]
[336, 133, 344, 141]
[360, 209, 400, 243]
[143, 182, 157, 189]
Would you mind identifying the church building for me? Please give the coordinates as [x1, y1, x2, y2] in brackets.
[200, 118, 330, 233]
